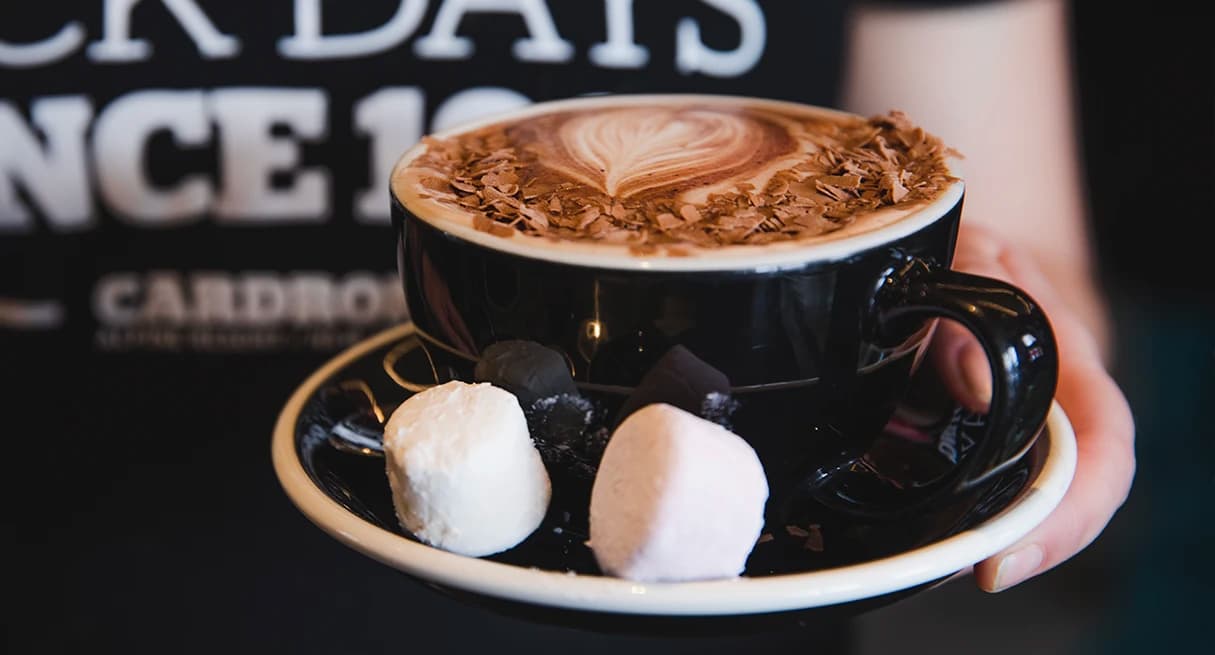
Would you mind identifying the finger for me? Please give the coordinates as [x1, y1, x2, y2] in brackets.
[945, 223, 1134, 591]
[927, 223, 1011, 412]
[974, 360, 1135, 592]
[983, 240, 1103, 364]
[935, 222, 1103, 411]
[928, 320, 992, 413]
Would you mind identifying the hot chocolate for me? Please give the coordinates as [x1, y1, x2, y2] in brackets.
[393, 96, 958, 255]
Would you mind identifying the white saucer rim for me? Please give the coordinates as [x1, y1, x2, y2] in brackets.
[271, 323, 1077, 616]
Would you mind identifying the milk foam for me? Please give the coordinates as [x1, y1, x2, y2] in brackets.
[537, 106, 804, 199]
[390, 95, 963, 270]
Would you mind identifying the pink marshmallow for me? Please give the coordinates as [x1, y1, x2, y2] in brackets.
[588, 403, 769, 582]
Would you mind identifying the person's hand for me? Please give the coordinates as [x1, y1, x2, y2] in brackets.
[931, 223, 1136, 592]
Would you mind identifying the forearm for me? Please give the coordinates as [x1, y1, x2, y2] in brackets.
[841, 0, 1111, 360]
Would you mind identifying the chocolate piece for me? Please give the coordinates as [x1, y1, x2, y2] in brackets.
[614, 344, 732, 425]
[524, 393, 608, 479]
[473, 340, 577, 408]
[588, 403, 769, 582]
[403, 105, 960, 249]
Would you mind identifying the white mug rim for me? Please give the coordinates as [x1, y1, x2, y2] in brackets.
[391, 93, 965, 272]
[271, 322, 1076, 616]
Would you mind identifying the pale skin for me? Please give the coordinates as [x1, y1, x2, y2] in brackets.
[842, 0, 1135, 592]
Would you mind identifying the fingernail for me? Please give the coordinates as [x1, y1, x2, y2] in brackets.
[960, 343, 993, 407]
[991, 544, 1044, 592]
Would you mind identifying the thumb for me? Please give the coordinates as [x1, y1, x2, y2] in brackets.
[925, 223, 1016, 413]
[974, 359, 1135, 592]
[928, 319, 993, 413]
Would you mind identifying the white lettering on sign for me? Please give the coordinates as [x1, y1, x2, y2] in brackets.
[93, 274, 140, 325]
[288, 273, 337, 324]
[92, 270, 407, 327]
[0, 1, 775, 233]
[190, 273, 238, 324]
[87, 0, 240, 62]
[430, 86, 533, 132]
[0, 97, 94, 231]
[278, 0, 428, 60]
[676, 0, 766, 77]
[588, 0, 649, 69]
[354, 87, 425, 223]
[93, 90, 212, 225]
[3, 1, 772, 70]
[0, 20, 86, 68]
[2, 87, 523, 229]
[210, 89, 330, 222]
[414, 0, 574, 62]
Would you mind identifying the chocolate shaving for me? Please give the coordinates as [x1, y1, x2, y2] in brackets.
[577, 208, 601, 229]
[405, 109, 959, 251]
[656, 212, 683, 230]
[820, 174, 862, 188]
[881, 170, 910, 203]
[803, 524, 825, 552]
[679, 205, 703, 223]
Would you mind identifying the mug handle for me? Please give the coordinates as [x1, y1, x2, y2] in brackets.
[813, 256, 1058, 518]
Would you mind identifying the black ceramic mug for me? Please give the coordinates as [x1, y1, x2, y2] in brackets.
[389, 95, 1058, 520]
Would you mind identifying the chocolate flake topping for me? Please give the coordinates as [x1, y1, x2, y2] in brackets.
[407, 109, 959, 251]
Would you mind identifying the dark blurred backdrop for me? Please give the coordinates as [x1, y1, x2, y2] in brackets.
[854, 2, 1214, 653]
[2, 2, 1209, 654]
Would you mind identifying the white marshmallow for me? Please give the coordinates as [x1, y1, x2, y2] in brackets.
[383, 381, 550, 557]
[588, 403, 769, 582]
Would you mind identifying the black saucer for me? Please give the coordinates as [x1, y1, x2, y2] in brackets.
[274, 324, 1072, 636]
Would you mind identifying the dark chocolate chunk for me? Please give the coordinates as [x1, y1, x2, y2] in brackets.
[474, 340, 577, 407]
[525, 393, 608, 479]
[614, 344, 732, 425]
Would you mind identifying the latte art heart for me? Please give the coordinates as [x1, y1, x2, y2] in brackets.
[397, 98, 959, 250]
[549, 108, 770, 199]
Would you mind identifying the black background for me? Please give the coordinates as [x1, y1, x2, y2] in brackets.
[4, 1, 1213, 653]
[1073, 1, 1213, 299]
